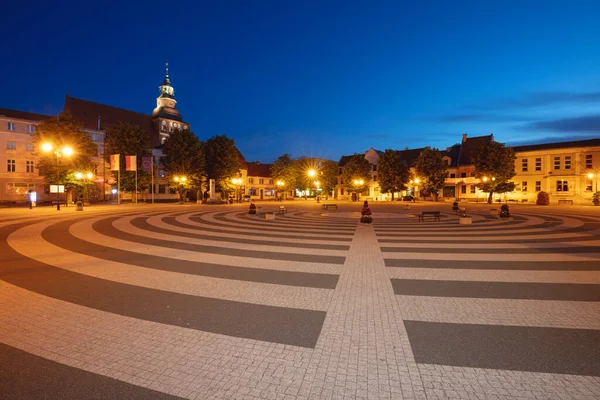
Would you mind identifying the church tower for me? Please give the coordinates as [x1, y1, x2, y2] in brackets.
[152, 63, 189, 144]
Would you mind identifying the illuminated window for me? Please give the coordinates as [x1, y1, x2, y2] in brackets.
[585, 180, 593, 191]
[556, 180, 568, 192]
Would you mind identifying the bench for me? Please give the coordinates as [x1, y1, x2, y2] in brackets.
[279, 205, 287, 214]
[558, 199, 573, 206]
[322, 204, 338, 210]
[51, 200, 68, 206]
[417, 211, 440, 222]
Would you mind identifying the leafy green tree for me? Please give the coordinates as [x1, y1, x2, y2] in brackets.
[415, 147, 448, 201]
[341, 154, 372, 194]
[271, 154, 298, 199]
[104, 122, 151, 194]
[473, 141, 516, 203]
[161, 128, 205, 202]
[318, 159, 339, 199]
[377, 149, 411, 200]
[33, 112, 97, 187]
[203, 134, 242, 196]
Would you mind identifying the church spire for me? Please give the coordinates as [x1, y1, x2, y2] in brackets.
[158, 62, 174, 99]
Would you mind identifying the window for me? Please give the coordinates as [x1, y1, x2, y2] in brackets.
[264, 189, 275, 196]
[268, 179, 273, 184]
[6, 141, 16, 150]
[470, 171, 475, 177]
[450, 173, 456, 178]
[522, 158, 528, 172]
[372, 164, 377, 172]
[259, 178, 264, 185]
[158, 169, 165, 178]
[586, 154, 593, 169]
[470, 185, 476, 194]
[554, 157, 560, 170]
[7, 122, 16, 131]
[26, 124, 35, 133]
[26, 161, 34, 173]
[158, 184, 166, 194]
[585, 180, 593, 191]
[535, 158, 542, 171]
[373, 174, 377, 182]
[522, 181, 528, 192]
[248, 177, 254, 184]
[26, 142, 33, 151]
[461, 172, 466, 178]
[248, 188, 257, 196]
[6, 183, 34, 195]
[7, 159, 16, 172]
[338, 168, 343, 175]
[564, 156, 571, 170]
[535, 181, 541, 191]
[556, 180, 568, 192]
[461, 185, 466, 194]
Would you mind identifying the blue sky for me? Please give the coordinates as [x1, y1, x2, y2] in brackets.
[3, 0, 600, 162]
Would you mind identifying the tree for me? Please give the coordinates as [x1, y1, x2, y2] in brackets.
[341, 154, 372, 194]
[318, 159, 339, 199]
[104, 122, 151, 195]
[473, 141, 516, 203]
[33, 112, 97, 187]
[203, 134, 242, 196]
[415, 147, 448, 201]
[161, 128, 205, 202]
[377, 149, 411, 200]
[271, 154, 298, 199]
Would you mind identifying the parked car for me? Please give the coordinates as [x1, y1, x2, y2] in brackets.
[403, 195, 414, 202]
[243, 195, 252, 202]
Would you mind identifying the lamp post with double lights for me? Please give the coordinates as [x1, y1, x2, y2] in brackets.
[41, 142, 74, 210]
[75, 171, 94, 204]
[173, 175, 187, 203]
[276, 180, 285, 201]
[409, 178, 420, 200]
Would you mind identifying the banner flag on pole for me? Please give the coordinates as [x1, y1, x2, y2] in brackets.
[142, 156, 153, 172]
[125, 155, 137, 171]
[110, 154, 120, 171]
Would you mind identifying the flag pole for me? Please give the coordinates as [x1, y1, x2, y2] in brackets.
[135, 165, 138, 204]
[151, 156, 155, 205]
[118, 167, 120, 206]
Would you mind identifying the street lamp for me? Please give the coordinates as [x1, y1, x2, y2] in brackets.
[173, 175, 187, 203]
[232, 177, 243, 203]
[76, 171, 95, 204]
[588, 173, 598, 192]
[42, 143, 74, 210]
[276, 180, 285, 201]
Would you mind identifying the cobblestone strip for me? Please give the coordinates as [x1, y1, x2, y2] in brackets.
[301, 223, 426, 400]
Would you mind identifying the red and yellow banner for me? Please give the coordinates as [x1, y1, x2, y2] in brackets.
[110, 154, 120, 171]
[125, 155, 137, 171]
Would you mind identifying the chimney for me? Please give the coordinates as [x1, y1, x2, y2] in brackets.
[490, 133, 494, 142]
[405, 147, 409, 150]
[462, 133, 467, 143]
[446, 147, 451, 152]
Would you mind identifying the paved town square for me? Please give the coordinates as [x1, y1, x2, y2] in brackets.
[1, 201, 599, 399]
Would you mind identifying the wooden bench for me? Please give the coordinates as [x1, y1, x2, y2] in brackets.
[279, 205, 287, 214]
[322, 204, 338, 210]
[417, 211, 440, 222]
[558, 199, 573, 205]
[51, 200, 68, 206]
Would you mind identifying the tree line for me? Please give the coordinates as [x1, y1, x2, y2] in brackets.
[33, 112, 517, 204]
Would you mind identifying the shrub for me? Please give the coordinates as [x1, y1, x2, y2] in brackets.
[536, 191, 550, 205]
[593, 192, 600, 206]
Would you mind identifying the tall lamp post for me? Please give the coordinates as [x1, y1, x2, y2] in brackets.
[42, 143, 73, 210]
[173, 175, 187, 203]
[75, 171, 94, 204]
[276, 180, 285, 200]
[588, 173, 598, 193]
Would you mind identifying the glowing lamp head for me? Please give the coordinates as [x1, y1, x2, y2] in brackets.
[483, 177, 488, 182]
[415, 178, 420, 184]
[41, 143, 53, 152]
[61, 146, 74, 157]
[181, 177, 187, 182]
[174, 176, 180, 182]
[588, 173, 594, 179]
[75, 172, 83, 179]
[86, 172, 93, 179]
[308, 169, 316, 177]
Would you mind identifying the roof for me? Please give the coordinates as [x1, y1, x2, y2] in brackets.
[338, 154, 362, 167]
[396, 148, 425, 167]
[0, 108, 50, 122]
[513, 138, 600, 153]
[458, 134, 494, 165]
[246, 162, 272, 177]
[63, 95, 161, 146]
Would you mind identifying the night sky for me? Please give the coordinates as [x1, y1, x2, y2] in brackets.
[4, 1, 600, 162]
